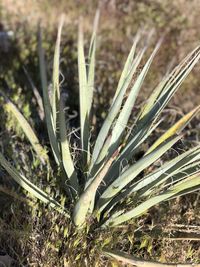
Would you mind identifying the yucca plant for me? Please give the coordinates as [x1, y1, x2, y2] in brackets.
[0, 12, 200, 266]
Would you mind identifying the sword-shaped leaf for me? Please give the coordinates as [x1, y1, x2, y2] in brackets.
[78, 18, 90, 164]
[98, 119, 162, 192]
[52, 15, 64, 127]
[104, 173, 200, 227]
[52, 16, 79, 197]
[146, 105, 200, 154]
[87, 9, 99, 116]
[0, 152, 69, 216]
[91, 35, 145, 166]
[155, 161, 200, 193]
[58, 98, 79, 197]
[112, 32, 141, 104]
[103, 249, 200, 267]
[73, 149, 119, 227]
[139, 45, 200, 120]
[133, 146, 200, 193]
[2, 94, 48, 164]
[100, 146, 200, 215]
[114, 46, 200, 173]
[109, 39, 162, 155]
[98, 136, 180, 210]
[38, 25, 60, 164]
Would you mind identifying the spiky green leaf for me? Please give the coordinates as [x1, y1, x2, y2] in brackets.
[38, 25, 60, 164]
[104, 173, 200, 227]
[2, 94, 48, 164]
[0, 153, 68, 216]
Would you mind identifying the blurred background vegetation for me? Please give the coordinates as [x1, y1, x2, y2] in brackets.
[1, 0, 200, 107]
[0, 0, 199, 266]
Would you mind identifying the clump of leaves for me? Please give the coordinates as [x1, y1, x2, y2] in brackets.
[0, 12, 200, 266]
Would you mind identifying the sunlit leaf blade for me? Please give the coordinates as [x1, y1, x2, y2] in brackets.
[112, 32, 140, 103]
[2, 94, 48, 164]
[154, 161, 200, 194]
[109, 39, 162, 155]
[90, 37, 147, 169]
[100, 146, 200, 215]
[104, 173, 200, 227]
[58, 98, 79, 197]
[52, 16, 79, 197]
[0, 153, 69, 216]
[87, 35, 96, 116]
[167, 185, 200, 201]
[112, 46, 200, 176]
[159, 47, 200, 100]
[134, 46, 200, 140]
[52, 14, 64, 127]
[98, 136, 180, 210]
[146, 105, 200, 154]
[96, 119, 162, 194]
[103, 249, 147, 267]
[139, 45, 200, 120]
[133, 152, 200, 201]
[95, 134, 112, 165]
[83, 10, 100, 164]
[103, 249, 199, 267]
[38, 25, 60, 164]
[146, 46, 200, 117]
[113, 157, 195, 212]
[87, 9, 99, 116]
[132, 145, 200, 194]
[103, 249, 143, 267]
[73, 149, 119, 227]
[78, 18, 90, 164]
[89, 51, 144, 181]
[85, 135, 113, 192]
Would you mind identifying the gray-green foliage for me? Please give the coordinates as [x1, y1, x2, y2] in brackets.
[0, 13, 200, 233]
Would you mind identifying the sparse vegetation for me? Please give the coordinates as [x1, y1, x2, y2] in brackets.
[0, 1, 200, 266]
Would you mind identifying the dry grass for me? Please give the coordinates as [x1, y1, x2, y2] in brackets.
[0, 0, 200, 266]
